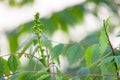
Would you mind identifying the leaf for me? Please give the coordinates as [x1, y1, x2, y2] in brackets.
[100, 63, 116, 79]
[51, 44, 64, 59]
[0, 58, 5, 76]
[67, 44, 83, 65]
[1, 58, 10, 75]
[101, 56, 114, 64]
[77, 67, 90, 74]
[17, 72, 33, 80]
[8, 55, 20, 72]
[85, 46, 92, 67]
[114, 56, 120, 67]
[99, 18, 110, 54]
[36, 74, 50, 80]
[77, 67, 90, 80]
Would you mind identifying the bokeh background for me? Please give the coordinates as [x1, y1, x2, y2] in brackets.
[0, 0, 120, 71]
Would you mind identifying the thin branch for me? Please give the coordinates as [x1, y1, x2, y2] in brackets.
[103, 20, 119, 78]
[0, 52, 40, 60]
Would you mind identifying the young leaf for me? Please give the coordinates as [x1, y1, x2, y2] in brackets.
[51, 44, 64, 59]
[85, 46, 92, 67]
[99, 18, 109, 54]
[0, 58, 5, 76]
[8, 55, 20, 72]
[67, 44, 83, 65]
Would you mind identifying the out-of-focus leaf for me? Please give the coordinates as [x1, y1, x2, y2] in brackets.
[100, 63, 116, 79]
[114, 56, 120, 67]
[80, 31, 100, 47]
[8, 55, 20, 72]
[1, 58, 10, 75]
[100, 56, 114, 64]
[0, 78, 5, 80]
[36, 74, 50, 80]
[17, 72, 33, 80]
[77, 67, 90, 80]
[99, 18, 109, 54]
[67, 44, 83, 65]
[51, 44, 64, 59]
[0, 58, 5, 76]
[85, 44, 100, 67]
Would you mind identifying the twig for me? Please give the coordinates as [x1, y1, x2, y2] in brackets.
[103, 20, 119, 78]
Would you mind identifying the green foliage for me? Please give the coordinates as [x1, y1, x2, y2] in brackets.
[67, 44, 83, 65]
[8, 55, 20, 72]
[51, 44, 64, 59]
[99, 18, 109, 54]
[1, 13, 120, 80]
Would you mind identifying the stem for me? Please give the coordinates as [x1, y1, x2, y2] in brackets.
[103, 20, 119, 78]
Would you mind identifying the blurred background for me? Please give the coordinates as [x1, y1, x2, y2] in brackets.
[0, 0, 120, 71]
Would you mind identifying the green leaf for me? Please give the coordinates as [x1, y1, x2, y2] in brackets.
[100, 63, 116, 79]
[77, 67, 90, 80]
[77, 67, 90, 74]
[99, 18, 110, 54]
[36, 74, 50, 80]
[85, 46, 92, 67]
[17, 72, 33, 80]
[101, 56, 114, 64]
[51, 44, 64, 59]
[114, 56, 120, 67]
[1, 58, 10, 75]
[67, 44, 83, 65]
[8, 55, 20, 72]
[0, 58, 5, 76]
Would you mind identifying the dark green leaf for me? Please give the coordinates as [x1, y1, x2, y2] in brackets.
[52, 44, 64, 59]
[8, 55, 20, 72]
[67, 44, 83, 65]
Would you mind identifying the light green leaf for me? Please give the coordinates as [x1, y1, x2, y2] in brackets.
[52, 44, 64, 59]
[99, 18, 110, 54]
[67, 44, 83, 65]
[85, 46, 92, 67]
[8, 55, 20, 72]
[115, 56, 120, 67]
[0, 58, 5, 76]
[85, 44, 100, 67]
[1, 58, 10, 75]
